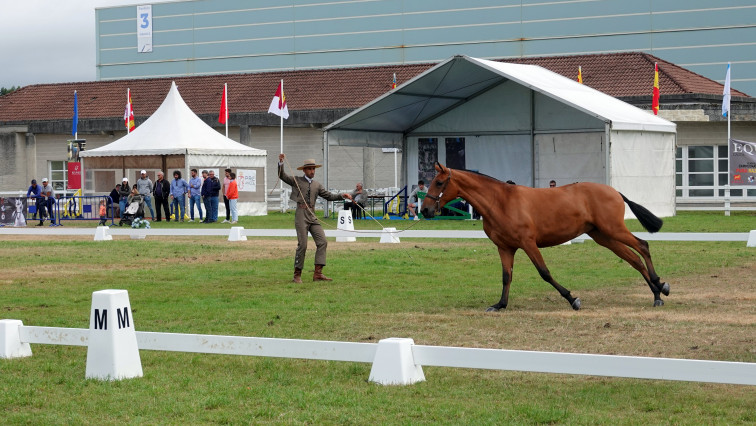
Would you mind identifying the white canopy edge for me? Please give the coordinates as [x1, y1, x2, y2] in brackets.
[81, 81, 266, 158]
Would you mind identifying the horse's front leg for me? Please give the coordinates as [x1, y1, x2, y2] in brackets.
[521, 242, 581, 310]
[487, 247, 516, 312]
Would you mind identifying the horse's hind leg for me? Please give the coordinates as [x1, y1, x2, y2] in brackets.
[630, 236, 669, 297]
[487, 247, 516, 312]
[520, 243, 581, 310]
[588, 230, 665, 306]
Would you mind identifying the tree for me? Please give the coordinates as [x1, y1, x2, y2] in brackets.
[1, 86, 20, 96]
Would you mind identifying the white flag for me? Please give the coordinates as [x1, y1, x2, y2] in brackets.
[268, 81, 289, 119]
[722, 63, 731, 118]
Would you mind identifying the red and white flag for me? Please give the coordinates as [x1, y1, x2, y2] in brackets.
[268, 80, 289, 119]
[124, 89, 135, 132]
[218, 83, 228, 124]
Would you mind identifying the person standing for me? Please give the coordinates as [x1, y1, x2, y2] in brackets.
[153, 171, 171, 221]
[170, 170, 190, 222]
[188, 168, 204, 222]
[407, 180, 428, 218]
[136, 170, 154, 219]
[206, 170, 222, 223]
[118, 177, 131, 219]
[109, 184, 121, 218]
[227, 172, 239, 224]
[343, 182, 366, 219]
[26, 179, 41, 220]
[222, 168, 232, 223]
[278, 154, 352, 283]
[36, 178, 55, 226]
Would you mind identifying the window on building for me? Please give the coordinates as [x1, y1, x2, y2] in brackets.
[49, 161, 68, 194]
[676, 145, 756, 198]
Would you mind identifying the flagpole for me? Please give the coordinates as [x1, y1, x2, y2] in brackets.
[127, 88, 131, 134]
[724, 63, 732, 217]
[224, 83, 228, 138]
[280, 79, 284, 154]
[73, 90, 78, 140]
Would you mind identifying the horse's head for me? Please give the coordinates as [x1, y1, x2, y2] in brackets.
[420, 162, 458, 218]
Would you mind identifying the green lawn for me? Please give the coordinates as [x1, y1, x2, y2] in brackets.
[1, 211, 755, 423]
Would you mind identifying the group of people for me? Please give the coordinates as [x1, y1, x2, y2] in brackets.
[110, 168, 239, 224]
[25, 178, 55, 226]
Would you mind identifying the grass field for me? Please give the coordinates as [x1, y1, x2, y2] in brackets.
[1, 212, 755, 423]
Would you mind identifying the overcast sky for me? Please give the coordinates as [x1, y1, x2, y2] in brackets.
[0, 1, 172, 88]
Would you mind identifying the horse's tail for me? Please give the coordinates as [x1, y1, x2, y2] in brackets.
[620, 193, 663, 233]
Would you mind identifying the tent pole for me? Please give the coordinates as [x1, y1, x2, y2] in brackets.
[323, 130, 329, 218]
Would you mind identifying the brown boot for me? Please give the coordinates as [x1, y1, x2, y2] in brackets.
[292, 268, 303, 283]
[313, 264, 332, 281]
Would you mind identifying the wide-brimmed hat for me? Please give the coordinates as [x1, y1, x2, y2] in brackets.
[297, 159, 322, 170]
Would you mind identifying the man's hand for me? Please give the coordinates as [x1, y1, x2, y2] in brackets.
[343, 193, 352, 200]
[279, 153, 285, 162]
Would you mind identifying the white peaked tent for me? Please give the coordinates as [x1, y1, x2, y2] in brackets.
[324, 55, 677, 217]
[81, 81, 267, 216]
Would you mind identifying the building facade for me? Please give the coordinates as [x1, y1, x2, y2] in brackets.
[97, 0, 756, 96]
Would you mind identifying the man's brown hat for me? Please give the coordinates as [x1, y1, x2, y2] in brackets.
[297, 159, 322, 170]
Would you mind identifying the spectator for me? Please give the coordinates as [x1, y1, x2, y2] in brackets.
[343, 182, 366, 219]
[36, 178, 55, 226]
[200, 170, 211, 223]
[204, 170, 222, 223]
[153, 171, 171, 221]
[170, 170, 190, 222]
[26, 179, 41, 220]
[188, 168, 204, 222]
[227, 172, 239, 224]
[98, 199, 108, 226]
[222, 168, 232, 223]
[407, 180, 428, 218]
[109, 184, 121, 218]
[136, 170, 155, 220]
[118, 177, 131, 219]
[549, 180, 557, 188]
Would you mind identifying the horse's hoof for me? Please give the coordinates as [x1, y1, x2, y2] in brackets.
[571, 298, 581, 310]
[653, 299, 664, 307]
[485, 306, 500, 312]
[661, 282, 670, 296]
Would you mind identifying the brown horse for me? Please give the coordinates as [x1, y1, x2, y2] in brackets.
[420, 162, 670, 311]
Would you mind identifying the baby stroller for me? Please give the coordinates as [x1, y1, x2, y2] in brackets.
[119, 196, 144, 226]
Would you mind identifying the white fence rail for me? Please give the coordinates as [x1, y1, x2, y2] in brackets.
[5, 321, 756, 386]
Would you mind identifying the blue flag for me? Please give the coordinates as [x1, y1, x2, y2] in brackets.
[722, 63, 731, 118]
[72, 91, 78, 136]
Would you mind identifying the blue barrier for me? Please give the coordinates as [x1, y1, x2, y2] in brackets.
[51, 196, 116, 226]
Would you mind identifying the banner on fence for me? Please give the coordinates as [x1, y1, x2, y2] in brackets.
[730, 139, 756, 185]
[0, 197, 27, 226]
[236, 169, 257, 192]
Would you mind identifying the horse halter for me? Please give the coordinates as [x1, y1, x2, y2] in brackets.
[424, 170, 452, 212]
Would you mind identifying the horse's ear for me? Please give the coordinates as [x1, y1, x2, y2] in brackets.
[435, 162, 446, 173]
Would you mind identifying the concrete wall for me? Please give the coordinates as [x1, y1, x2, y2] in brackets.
[676, 122, 756, 147]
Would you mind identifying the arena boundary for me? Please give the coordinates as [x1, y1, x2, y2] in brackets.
[0, 227, 755, 246]
[1, 290, 754, 386]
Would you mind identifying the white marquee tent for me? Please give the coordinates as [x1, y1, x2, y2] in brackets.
[81, 81, 268, 216]
[324, 55, 677, 217]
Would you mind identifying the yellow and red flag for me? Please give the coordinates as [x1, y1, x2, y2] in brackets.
[124, 89, 135, 132]
[652, 63, 660, 115]
[577, 66, 583, 84]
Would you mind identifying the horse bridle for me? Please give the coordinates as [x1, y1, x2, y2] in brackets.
[424, 170, 452, 213]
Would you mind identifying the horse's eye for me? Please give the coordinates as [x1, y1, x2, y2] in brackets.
[436, 181, 443, 186]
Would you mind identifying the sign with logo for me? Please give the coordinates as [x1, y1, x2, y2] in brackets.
[67, 162, 82, 190]
[729, 139, 756, 185]
[237, 169, 257, 192]
[137, 5, 153, 53]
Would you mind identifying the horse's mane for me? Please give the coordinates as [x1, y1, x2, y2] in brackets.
[454, 168, 515, 185]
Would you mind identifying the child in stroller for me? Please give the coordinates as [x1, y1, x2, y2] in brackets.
[119, 186, 145, 226]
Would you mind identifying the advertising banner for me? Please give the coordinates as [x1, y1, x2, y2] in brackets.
[729, 139, 756, 185]
[67, 162, 82, 189]
[237, 169, 257, 192]
[0, 197, 27, 226]
[137, 5, 153, 53]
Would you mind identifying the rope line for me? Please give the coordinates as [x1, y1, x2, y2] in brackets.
[281, 157, 425, 234]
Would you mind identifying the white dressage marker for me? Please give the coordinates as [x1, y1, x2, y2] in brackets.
[85, 290, 143, 381]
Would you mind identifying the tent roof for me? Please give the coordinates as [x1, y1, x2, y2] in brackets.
[325, 55, 676, 135]
[80, 82, 266, 157]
